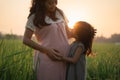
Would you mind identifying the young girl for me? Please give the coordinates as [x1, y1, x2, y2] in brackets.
[60, 21, 96, 80]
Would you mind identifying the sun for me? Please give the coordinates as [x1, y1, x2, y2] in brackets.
[67, 17, 79, 29]
[66, 8, 90, 29]
[68, 20, 76, 29]
[67, 17, 80, 29]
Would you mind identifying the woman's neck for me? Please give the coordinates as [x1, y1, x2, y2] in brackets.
[46, 10, 58, 21]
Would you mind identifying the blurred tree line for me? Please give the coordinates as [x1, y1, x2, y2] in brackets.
[0, 32, 23, 40]
[0, 32, 120, 43]
[94, 34, 120, 43]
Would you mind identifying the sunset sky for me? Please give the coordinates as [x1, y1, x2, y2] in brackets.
[0, 0, 120, 38]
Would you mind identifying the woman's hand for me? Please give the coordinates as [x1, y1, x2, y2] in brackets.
[44, 48, 62, 61]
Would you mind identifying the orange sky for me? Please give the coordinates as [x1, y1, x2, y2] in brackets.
[0, 0, 120, 38]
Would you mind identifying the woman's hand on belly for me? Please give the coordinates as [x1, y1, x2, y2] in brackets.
[44, 48, 62, 61]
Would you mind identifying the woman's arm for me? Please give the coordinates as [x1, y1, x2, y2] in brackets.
[23, 28, 61, 60]
[66, 25, 73, 39]
[61, 47, 82, 64]
[23, 28, 45, 52]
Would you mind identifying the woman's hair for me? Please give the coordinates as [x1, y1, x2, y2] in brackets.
[73, 21, 97, 56]
[28, 0, 59, 28]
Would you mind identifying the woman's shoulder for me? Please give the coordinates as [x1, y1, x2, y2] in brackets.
[25, 14, 35, 31]
[56, 8, 64, 17]
[28, 14, 35, 20]
[56, 8, 69, 23]
[57, 8, 64, 13]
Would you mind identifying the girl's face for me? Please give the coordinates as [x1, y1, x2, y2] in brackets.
[72, 27, 79, 38]
[45, 0, 57, 12]
[72, 23, 82, 38]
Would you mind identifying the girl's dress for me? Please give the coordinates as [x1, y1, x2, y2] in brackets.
[66, 41, 86, 80]
[25, 10, 70, 80]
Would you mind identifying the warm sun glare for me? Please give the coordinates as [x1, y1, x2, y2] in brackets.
[67, 10, 89, 29]
[68, 21, 75, 29]
[68, 17, 78, 29]
[67, 16, 81, 29]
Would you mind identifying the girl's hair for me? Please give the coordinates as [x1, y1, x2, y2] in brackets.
[73, 21, 96, 56]
[28, 0, 61, 28]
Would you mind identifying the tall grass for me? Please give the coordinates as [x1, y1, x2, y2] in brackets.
[0, 40, 120, 80]
[0, 39, 36, 80]
[87, 43, 120, 80]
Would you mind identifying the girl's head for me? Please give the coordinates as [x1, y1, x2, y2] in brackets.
[29, 0, 58, 27]
[73, 21, 96, 56]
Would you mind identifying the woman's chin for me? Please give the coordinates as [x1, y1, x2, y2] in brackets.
[48, 8, 56, 13]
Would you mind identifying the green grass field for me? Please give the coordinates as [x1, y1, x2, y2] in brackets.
[0, 39, 120, 80]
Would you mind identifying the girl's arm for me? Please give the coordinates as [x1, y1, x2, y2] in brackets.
[23, 28, 61, 60]
[62, 47, 82, 64]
